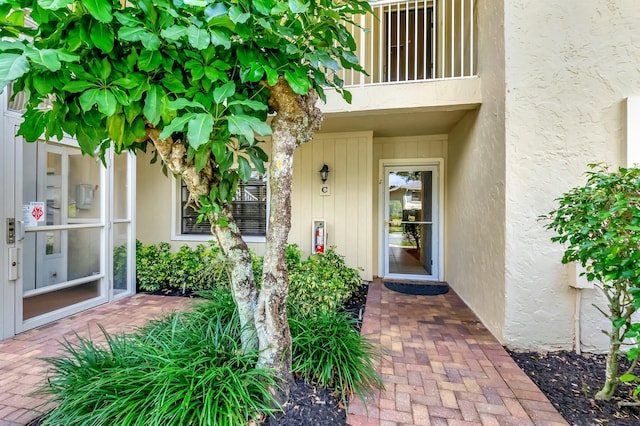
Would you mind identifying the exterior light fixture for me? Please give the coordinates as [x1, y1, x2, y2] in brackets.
[319, 164, 329, 183]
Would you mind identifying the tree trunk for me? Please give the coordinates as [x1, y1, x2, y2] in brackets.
[146, 128, 258, 353]
[596, 288, 623, 401]
[256, 78, 322, 403]
[211, 205, 258, 353]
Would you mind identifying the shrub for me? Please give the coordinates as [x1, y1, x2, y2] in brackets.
[40, 306, 278, 425]
[543, 164, 640, 401]
[288, 248, 362, 316]
[135, 240, 172, 292]
[289, 308, 384, 404]
[135, 241, 231, 293]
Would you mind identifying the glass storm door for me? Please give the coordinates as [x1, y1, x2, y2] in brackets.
[17, 138, 108, 331]
[384, 165, 440, 280]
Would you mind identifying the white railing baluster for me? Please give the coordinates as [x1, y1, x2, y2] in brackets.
[338, 0, 475, 88]
[461, 0, 464, 77]
[470, 0, 474, 75]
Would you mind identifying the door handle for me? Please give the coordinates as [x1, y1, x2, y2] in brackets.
[16, 220, 24, 241]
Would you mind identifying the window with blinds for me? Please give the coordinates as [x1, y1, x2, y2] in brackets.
[180, 173, 267, 236]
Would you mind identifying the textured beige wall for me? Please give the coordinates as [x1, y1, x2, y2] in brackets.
[372, 135, 448, 276]
[290, 132, 373, 280]
[502, 1, 640, 350]
[136, 151, 174, 245]
[446, 0, 506, 340]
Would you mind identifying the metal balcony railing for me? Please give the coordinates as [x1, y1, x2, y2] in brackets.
[338, 0, 477, 87]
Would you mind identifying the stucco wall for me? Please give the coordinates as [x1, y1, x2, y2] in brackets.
[372, 135, 448, 276]
[445, 0, 506, 340]
[502, 1, 640, 350]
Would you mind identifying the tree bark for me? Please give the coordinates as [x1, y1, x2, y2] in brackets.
[595, 287, 623, 401]
[211, 205, 258, 353]
[256, 78, 322, 402]
[146, 128, 258, 353]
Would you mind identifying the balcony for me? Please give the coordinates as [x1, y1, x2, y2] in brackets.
[321, 0, 480, 134]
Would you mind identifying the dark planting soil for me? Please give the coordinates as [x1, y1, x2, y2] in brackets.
[507, 350, 640, 426]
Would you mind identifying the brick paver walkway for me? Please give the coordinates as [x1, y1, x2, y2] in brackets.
[0, 286, 567, 426]
[0, 295, 196, 425]
[347, 281, 567, 426]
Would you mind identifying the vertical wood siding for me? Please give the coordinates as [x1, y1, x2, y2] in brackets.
[290, 132, 374, 280]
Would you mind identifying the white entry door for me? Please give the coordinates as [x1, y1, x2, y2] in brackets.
[382, 162, 442, 281]
[1, 92, 136, 338]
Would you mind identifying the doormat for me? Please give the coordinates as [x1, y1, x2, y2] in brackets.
[383, 281, 449, 296]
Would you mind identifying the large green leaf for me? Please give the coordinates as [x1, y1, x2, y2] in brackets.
[106, 112, 125, 143]
[227, 114, 271, 143]
[253, 0, 273, 15]
[288, 0, 309, 14]
[210, 29, 231, 49]
[227, 99, 267, 111]
[96, 89, 117, 116]
[143, 85, 164, 126]
[160, 25, 188, 41]
[90, 22, 115, 53]
[82, 0, 113, 23]
[37, 0, 74, 10]
[63, 80, 97, 93]
[168, 98, 205, 111]
[187, 113, 214, 148]
[213, 81, 235, 104]
[186, 26, 210, 50]
[284, 68, 310, 95]
[159, 113, 195, 139]
[211, 139, 226, 160]
[229, 6, 250, 24]
[237, 155, 252, 182]
[79, 89, 100, 112]
[0, 53, 29, 81]
[137, 50, 163, 72]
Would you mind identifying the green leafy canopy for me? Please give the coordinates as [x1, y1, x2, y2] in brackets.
[0, 0, 370, 208]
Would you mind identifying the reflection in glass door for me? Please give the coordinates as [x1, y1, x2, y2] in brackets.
[19, 140, 107, 328]
[384, 165, 439, 280]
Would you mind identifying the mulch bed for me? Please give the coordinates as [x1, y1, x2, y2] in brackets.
[508, 350, 640, 426]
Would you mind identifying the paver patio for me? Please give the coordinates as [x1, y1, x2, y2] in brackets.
[0, 295, 196, 425]
[347, 281, 567, 426]
[0, 284, 567, 426]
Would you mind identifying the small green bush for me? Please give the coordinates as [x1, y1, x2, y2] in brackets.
[288, 248, 362, 316]
[41, 306, 278, 426]
[135, 240, 231, 293]
[136, 240, 172, 292]
[289, 308, 383, 404]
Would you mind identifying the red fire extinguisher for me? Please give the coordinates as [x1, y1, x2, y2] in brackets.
[315, 223, 325, 253]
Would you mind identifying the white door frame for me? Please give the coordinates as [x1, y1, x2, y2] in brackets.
[378, 158, 444, 281]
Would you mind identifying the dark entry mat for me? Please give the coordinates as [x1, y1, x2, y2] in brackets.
[383, 281, 449, 295]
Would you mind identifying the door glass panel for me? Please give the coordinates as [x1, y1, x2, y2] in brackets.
[67, 227, 102, 280]
[23, 280, 100, 320]
[21, 141, 105, 326]
[69, 154, 101, 221]
[387, 169, 434, 277]
[113, 223, 129, 292]
[113, 154, 129, 220]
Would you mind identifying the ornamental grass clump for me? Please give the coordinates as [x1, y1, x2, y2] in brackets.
[40, 307, 278, 426]
[289, 308, 384, 404]
[543, 164, 640, 401]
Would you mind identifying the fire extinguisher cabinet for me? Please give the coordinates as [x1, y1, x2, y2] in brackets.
[312, 220, 327, 254]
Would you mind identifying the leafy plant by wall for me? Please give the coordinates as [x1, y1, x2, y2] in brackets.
[288, 248, 363, 316]
[135, 241, 363, 315]
[543, 164, 640, 401]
